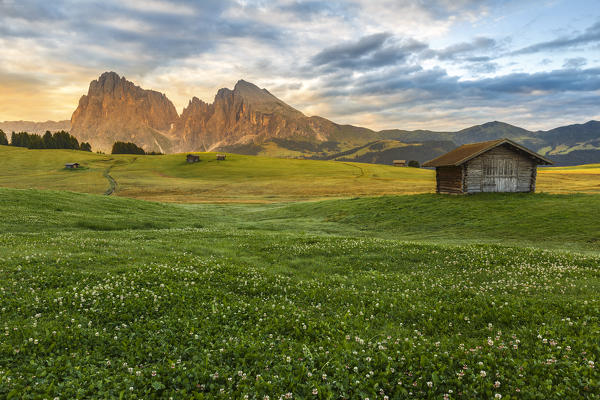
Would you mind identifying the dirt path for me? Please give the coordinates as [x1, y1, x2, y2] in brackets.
[342, 162, 365, 178]
[103, 166, 117, 195]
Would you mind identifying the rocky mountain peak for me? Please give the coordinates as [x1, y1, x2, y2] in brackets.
[233, 80, 277, 104]
[70, 72, 179, 152]
[89, 71, 128, 95]
[233, 79, 262, 93]
[97, 71, 121, 84]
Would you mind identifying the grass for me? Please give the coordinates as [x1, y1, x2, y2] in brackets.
[537, 165, 600, 194]
[1, 146, 600, 398]
[0, 146, 434, 202]
[2, 188, 600, 252]
[2, 145, 599, 202]
[0, 188, 599, 398]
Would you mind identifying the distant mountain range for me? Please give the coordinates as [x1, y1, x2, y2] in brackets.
[1, 71, 598, 166]
[0, 120, 71, 135]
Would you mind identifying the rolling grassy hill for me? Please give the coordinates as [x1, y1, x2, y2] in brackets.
[1, 187, 599, 398]
[1, 145, 600, 202]
[2, 187, 600, 252]
[1, 147, 599, 397]
[0, 145, 434, 202]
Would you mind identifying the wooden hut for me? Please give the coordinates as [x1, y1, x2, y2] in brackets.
[393, 160, 407, 167]
[65, 163, 80, 169]
[186, 154, 200, 163]
[422, 138, 552, 194]
[216, 154, 226, 161]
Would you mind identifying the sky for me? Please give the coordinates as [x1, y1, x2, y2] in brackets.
[0, 0, 599, 131]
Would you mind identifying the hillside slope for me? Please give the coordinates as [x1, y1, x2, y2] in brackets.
[2, 186, 600, 251]
[1, 146, 599, 203]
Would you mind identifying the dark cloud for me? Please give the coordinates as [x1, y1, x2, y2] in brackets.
[311, 33, 392, 66]
[0, 0, 284, 73]
[465, 68, 600, 93]
[512, 20, 600, 55]
[310, 34, 428, 72]
[1, 0, 598, 128]
[314, 63, 600, 129]
[317, 64, 600, 105]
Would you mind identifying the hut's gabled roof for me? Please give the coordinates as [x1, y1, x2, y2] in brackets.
[422, 138, 553, 167]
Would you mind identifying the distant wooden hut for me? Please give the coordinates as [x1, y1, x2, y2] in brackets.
[393, 160, 407, 167]
[65, 163, 80, 169]
[186, 154, 200, 163]
[216, 154, 226, 161]
[422, 138, 552, 194]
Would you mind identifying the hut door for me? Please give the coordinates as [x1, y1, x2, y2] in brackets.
[482, 158, 517, 192]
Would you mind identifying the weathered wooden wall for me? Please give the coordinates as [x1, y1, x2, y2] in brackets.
[464, 144, 537, 193]
[436, 166, 463, 194]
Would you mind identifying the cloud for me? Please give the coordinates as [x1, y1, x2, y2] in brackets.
[464, 68, 600, 94]
[562, 57, 587, 69]
[432, 37, 498, 60]
[469, 62, 499, 74]
[278, 0, 356, 19]
[311, 33, 392, 66]
[512, 20, 600, 55]
[0, 0, 598, 131]
[0, 0, 284, 74]
[310, 33, 428, 72]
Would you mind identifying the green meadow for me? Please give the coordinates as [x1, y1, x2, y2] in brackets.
[1, 145, 599, 398]
[1, 145, 599, 203]
[0, 146, 434, 202]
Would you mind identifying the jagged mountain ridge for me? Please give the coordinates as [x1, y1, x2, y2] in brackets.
[3, 72, 599, 165]
[70, 72, 179, 153]
[174, 80, 336, 152]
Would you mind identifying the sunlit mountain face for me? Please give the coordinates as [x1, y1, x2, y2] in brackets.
[0, 0, 598, 131]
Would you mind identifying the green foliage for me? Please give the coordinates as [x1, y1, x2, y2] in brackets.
[8, 130, 80, 150]
[408, 160, 420, 168]
[52, 130, 80, 150]
[10, 131, 31, 147]
[112, 141, 146, 155]
[80, 142, 92, 152]
[26, 133, 45, 149]
[0, 188, 598, 398]
[42, 131, 55, 148]
[0, 129, 7, 146]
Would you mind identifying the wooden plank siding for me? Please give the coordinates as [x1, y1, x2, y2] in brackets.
[436, 166, 464, 194]
[464, 144, 537, 193]
[427, 140, 550, 194]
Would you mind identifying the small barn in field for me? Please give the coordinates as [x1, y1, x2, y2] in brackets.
[422, 138, 552, 194]
[393, 160, 407, 167]
[186, 154, 200, 163]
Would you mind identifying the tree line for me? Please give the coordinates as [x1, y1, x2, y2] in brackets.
[0, 130, 161, 156]
[0, 129, 92, 152]
[111, 141, 162, 155]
